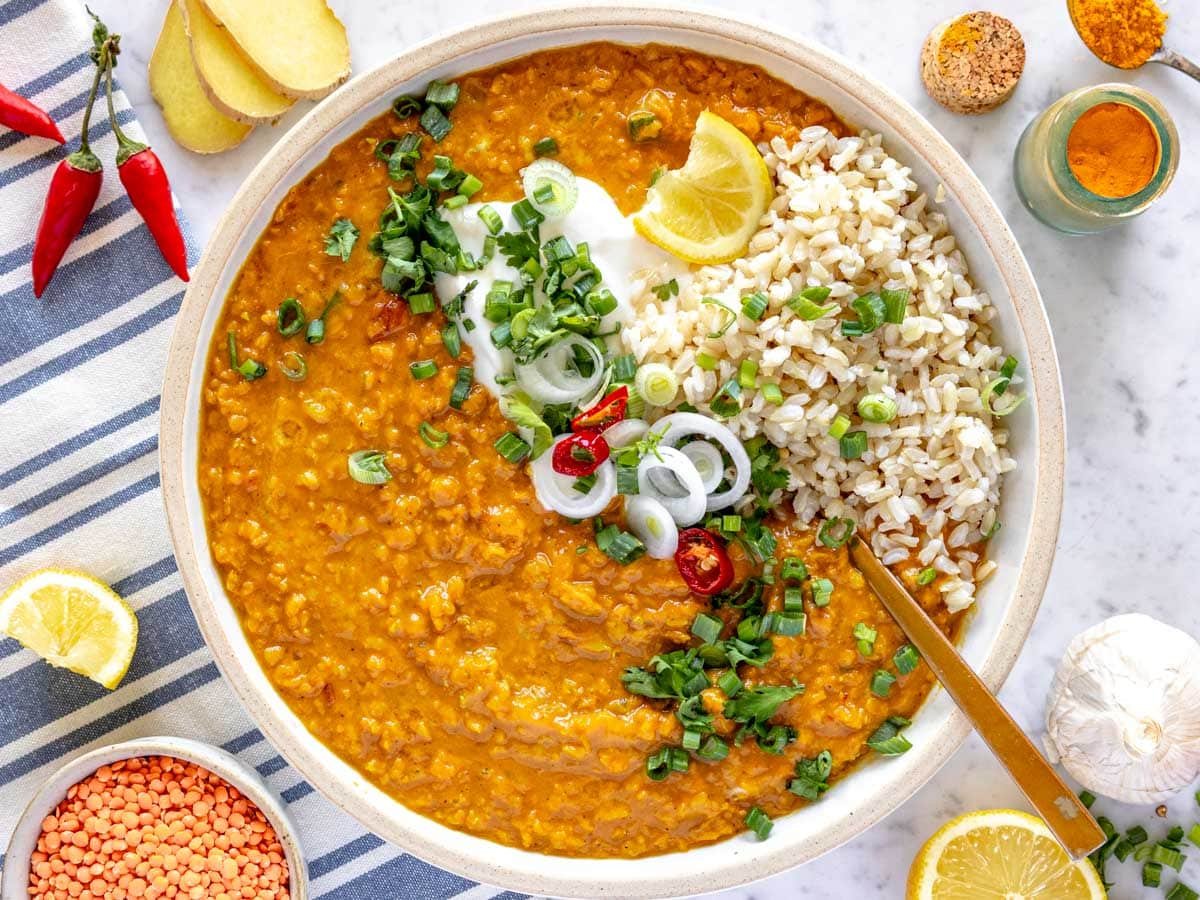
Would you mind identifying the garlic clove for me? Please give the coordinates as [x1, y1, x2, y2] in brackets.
[1044, 613, 1200, 805]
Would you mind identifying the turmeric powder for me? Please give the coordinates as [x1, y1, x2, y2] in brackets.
[1072, 0, 1167, 69]
[1066, 102, 1159, 198]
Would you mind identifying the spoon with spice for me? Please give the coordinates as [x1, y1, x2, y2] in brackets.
[848, 535, 1108, 860]
[1068, 0, 1200, 82]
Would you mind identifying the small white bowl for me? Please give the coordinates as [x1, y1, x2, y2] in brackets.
[0, 736, 308, 900]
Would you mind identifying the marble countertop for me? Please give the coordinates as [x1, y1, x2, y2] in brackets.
[83, 0, 1200, 897]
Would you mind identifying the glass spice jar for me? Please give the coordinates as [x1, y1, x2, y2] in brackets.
[1013, 83, 1178, 234]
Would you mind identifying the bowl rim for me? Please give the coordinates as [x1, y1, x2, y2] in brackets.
[0, 736, 308, 900]
[158, 5, 1066, 897]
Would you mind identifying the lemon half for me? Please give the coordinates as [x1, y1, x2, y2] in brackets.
[0, 569, 138, 689]
[907, 809, 1107, 900]
[632, 110, 774, 265]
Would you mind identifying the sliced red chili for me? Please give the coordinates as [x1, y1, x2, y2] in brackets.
[571, 385, 628, 433]
[367, 297, 410, 342]
[551, 432, 610, 478]
[674, 528, 735, 596]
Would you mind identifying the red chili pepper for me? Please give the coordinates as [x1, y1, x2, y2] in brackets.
[31, 64, 105, 298]
[674, 528, 735, 596]
[571, 385, 629, 433]
[552, 431, 610, 477]
[105, 59, 188, 282]
[0, 82, 64, 144]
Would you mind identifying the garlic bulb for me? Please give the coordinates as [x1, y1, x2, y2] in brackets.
[1044, 614, 1200, 804]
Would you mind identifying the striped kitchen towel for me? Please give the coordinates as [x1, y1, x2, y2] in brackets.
[0, 1, 523, 897]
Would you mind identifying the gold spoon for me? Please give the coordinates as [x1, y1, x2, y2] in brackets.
[1067, 0, 1200, 83]
[848, 536, 1107, 861]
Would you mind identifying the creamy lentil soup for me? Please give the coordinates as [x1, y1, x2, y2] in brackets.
[199, 44, 974, 858]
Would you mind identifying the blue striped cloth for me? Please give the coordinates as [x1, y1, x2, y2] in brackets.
[0, 2, 524, 897]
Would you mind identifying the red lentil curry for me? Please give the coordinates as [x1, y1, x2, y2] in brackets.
[199, 43, 959, 858]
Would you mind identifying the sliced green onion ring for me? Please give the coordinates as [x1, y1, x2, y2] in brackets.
[522, 159, 578, 219]
[700, 297, 737, 338]
[276, 298, 306, 337]
[348, 450, 392, 485]
[419, 422, 450, 449]
[984, 377, 1027, 416]
[278, 351, 307, 381]
[857, 393, 898, 423]
[818, 517, 856, 548]
[635, 363, 679, 407]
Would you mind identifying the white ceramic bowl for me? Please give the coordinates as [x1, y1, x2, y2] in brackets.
[0, 736, 307, 900]
[159, 7, 1066, 898]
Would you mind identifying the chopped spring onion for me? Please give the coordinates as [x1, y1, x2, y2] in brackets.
[745, 806, 773, 841]
[276, 298, 306, 336]
[710, 379, 742, 418]
[701, 297, 737, 338]
[1144, 863, 1163, 888]
[424, 80, 460, 111]
[916, 567, 937, 586]
[1151, 844, 1187, 871]
[721, 514, 742, 533]
[443, 194, 467, 210]
[627, 110, 661, 142]
[717, 670, 742, 697]
[1000, 355, 1019, 380]
[441, 322, 462, 358]
[1167, 883, 1199, 900]
[839, 430, 868, 459]
[783, 587, 803, 611]
[811, 578, 833, 607]
[458, 174, 483, 197]
[348, 450, 391, 485]
[419, 105, 452, 141]
[818, 517, 855, 549]
[449, 366, 473, 409]
[894, 644, 921, 675]
[586, 288, 618, 316]
[635, 363, 679, 407]
[881, 287, 909, 324]
[737, 359, 758, 390]
[226, 331, 266, 382]
[409, 292, 435, 314]
[278, 351, 307, 381]
[596, 523, 647, 565]
[788, 285, 837, 320]
[626, 495, 680, 559]
[306, 292, 340, 344]
[841, 292, 887, 337]
[858, 393, 898, 423]
[761, 383, 784, 406]
[696, 735, 729, 762]
[828, 414, 851, 439]
[768, 611, 806, 636]
[611, 353, 638, 383]
[691, 612, 723, 645]
[419, 422, 450, 449]
[390, 95, 420, 118]
[781, 558, 808, 583]
[410, 359, 438, 380]
[1078, 790, 1096, 809]
[854, 622, 878, 656]
[522, 159, 578, 219]
[870, 670, 896, 698]
[984, 377, 1027, 416]
[646, 746, 689, 781]
[866, 716, 912, 756]
[533, 136, 559, 157]
[742, 292, 769, 321]
[494, 432, 531, 463]
[696, 351, 719, 371]
[477, 205, 504, 235]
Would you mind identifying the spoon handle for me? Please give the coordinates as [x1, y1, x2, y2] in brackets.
[848, 538, 1107, 860]
[1154, 48, 1200, 83]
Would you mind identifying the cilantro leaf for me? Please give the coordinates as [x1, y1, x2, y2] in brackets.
[324, 218, 359, 262]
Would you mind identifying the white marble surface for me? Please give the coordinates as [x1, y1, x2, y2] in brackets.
[86, 0, 1200, 897]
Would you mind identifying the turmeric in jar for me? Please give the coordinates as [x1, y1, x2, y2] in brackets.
[1066, 102, 1159, 198]
[1071, 0, 1167, 69]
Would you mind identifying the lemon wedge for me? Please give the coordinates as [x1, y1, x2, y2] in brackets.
[907, 809, 1107, 900]
[0, 569, 138, 689]
[632, 110, 774, 265]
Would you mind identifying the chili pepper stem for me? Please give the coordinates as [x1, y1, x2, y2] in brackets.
[67, 57, 104, 174]
[104, 60, 146, 165]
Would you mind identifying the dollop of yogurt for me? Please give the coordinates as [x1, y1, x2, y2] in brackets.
[434, 178, 688, 396]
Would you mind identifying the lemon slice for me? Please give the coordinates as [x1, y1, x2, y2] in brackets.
[0, 569, 138, 689]
[632, 110, 774, 265]
[907, 809, 1107, 900]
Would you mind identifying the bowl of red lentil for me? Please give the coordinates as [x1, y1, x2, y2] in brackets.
[1, 737, 306, 900]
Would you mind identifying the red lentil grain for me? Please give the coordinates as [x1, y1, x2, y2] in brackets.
[27, 756, 289, 899]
